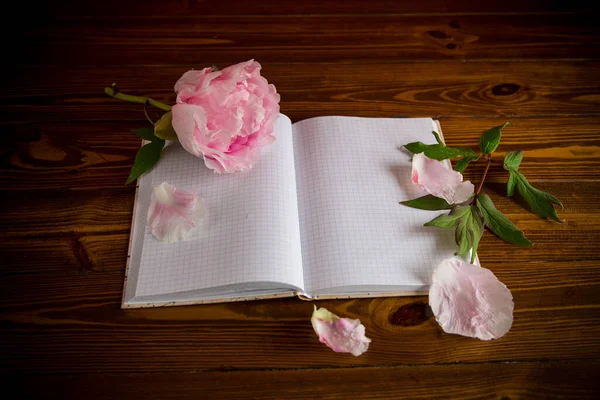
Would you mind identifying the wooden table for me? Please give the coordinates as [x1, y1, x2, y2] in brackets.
[3, 1, 600, 398]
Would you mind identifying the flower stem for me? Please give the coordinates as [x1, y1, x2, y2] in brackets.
[474, 155, 493, 196]
[104, 84, 172, 112]
[143, 101, 155, 125]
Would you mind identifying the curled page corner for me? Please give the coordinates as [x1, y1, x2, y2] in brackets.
[297, 292, 313, 301]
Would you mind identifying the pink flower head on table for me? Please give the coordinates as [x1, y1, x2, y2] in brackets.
[411, 153, 475, 204]
[171, 60, 281, 173]
[429, 258, 514, 340]
[147, 182, 206, 242]
[311, 306, 371, 356]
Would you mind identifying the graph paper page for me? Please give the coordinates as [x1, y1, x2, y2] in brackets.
[125, 115, 304, 303]
[292, 116, 457, 294]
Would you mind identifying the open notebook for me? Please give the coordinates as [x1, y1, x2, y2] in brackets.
[122, 115, 458, 308]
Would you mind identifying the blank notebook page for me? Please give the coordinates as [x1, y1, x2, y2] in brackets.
[292, 116, 457, 294]
[125, 115, 303, 303]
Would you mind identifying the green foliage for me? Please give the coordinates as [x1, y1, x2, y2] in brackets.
[126, 139, 165, 184]
[477, 194, 532, 246]
[424, 206, 483, 263]
[504, 151, 563, 222]
[401, 195, 452, 211]
[404, 132, 479, 173]
[401, 122, 563, 262]
[154, 111, 178, 140]
[479, 122, 510, 155]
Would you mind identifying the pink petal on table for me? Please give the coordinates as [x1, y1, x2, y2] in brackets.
[429, 258, 514, 340]
[411, 153, 474, 204]
[147, 182, 207, 242]
[311, 306, 371, 356]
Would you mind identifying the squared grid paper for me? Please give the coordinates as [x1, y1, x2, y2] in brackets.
[127, 115, 303, 301]
[292, 116, 457, 294]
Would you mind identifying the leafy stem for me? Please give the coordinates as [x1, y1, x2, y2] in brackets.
[104, 84, 172, 112]
[474, 155, 492, 198]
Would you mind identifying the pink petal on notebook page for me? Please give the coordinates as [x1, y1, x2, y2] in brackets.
[311, 306, 371, 356]
[147, 182, 207, 243]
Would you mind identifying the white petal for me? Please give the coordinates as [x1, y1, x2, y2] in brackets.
[147, 182, 207, 243]
[411, 153, 474, 204]
[429, 258, 514, 340]
[311, 306, 371, 356]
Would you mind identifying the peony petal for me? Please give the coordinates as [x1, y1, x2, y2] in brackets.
[311, 306, 371, 356]
[175, 67, 218, 103]
[147, 182, 207, 242]
[411, 153, 474, 204]
[429, 258, 514, 340]
[171, 103, 208, 157]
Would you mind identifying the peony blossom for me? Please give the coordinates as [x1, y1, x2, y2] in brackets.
[411, 153, 474, 204]
[429, 258, 514, 340]
[171, 60, 280, 173]
[311, 306, 371, 356]
[147, 182, 206, 242]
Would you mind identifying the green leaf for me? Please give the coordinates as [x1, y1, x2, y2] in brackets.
[513, 172, 564, 222]
[454, 153, 479, 173]
[454, 157, 471, 173]
[126, 139, 165, 184]
[503, 150, 522, 197]
[401, 195, 452, 211]
[503, 150, 523, 171]
[452, 206, 483, 260]
[455, 215, 472, 257]
[425, 205, 471, 229]
[404, 141, 478, 161]
[432, 131, 443, 145]
[154, 111, 178, 141]
[469, 207, 484, 263]
[404, 142, 426, 154]
[477, 194, 533, 246]
[504, 151, 563, 221]
[506, 172, 517, 197]
[424, 214, 461, 229]
[479, 122, 510, 155]
[131, 127, 158, 141]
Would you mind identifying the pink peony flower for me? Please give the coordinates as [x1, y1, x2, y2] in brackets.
[429, 258, 514, 340]
[171, 60, 281, 173]
[311, 306, 371, 356]
[147, 182, 206, 242]
[411, 153, 474, 204]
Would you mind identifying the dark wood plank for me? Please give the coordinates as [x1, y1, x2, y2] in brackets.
[12, 361, 600, 399]
[1, 117, 597, 191]
[0, 122, 140, 190]
[1, 260, 599, 373]
[35, 0, 594, 17]
[18, 14, 600, 66]
[0, 234, 128, 275]
[3, 62, 600, 125]
[0, 189, 134, 238]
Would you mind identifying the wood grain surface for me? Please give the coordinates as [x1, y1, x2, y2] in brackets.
[1, 0, 599, 398]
